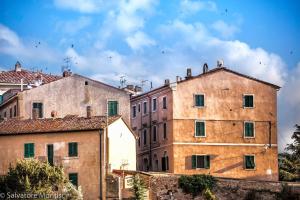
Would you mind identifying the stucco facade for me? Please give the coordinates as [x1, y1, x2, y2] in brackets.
[131, 67, 279, 181]
[0, 116, 136, 200]
[0, 74, 131, 124]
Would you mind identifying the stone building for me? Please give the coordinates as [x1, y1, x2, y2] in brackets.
[131, 63, 280, 181]
[0, 115, 137, 200]
[0, 72, 131, 124]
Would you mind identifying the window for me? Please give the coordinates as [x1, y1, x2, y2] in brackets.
[153, 125, 157, 142]
[13, 105, 17, 117]
[32, 102, 43, 118]
[132, 105, 136, 118]
[0, 95, 3, 104]
[162, 154, 169, 171]
[4, 111, 6, 118]
[244, 122, 255, 138]
[138, 104, 141, 112]
[68, 142, 78, 157]
[85, 81, 88, 85]
[162, 97, 167, 109]
[195, 121, 205, 137]
[69, 173, 78, 187]
[152, 98, 157, 112]
[24, 143, 34, 158]
[192, 155, 210, 169]
[138, 133, 141, 147]
[244, 155, 255, 169]
[243, 95, 254, 108]
[143, 101, 147, 114]
[108, 101, 118, 116]
[143, 129, 147, 145]
[9, 108, 12, 118]
[195, 94, 204, 107]
[163, 123, 167, 139]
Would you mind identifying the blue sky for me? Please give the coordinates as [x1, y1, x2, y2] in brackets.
[0, 0, 300, 150]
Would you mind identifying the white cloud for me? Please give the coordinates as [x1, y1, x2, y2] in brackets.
[211, 20, 239, 38]
[0, 24, 59, 64]
[56, 16, 92, 34]
[126, 31, 156, 51]
[53, 0, 105, 13]
[180, 0, 217, 15]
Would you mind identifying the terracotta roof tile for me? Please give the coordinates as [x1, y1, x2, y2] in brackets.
[0, 69, 61, 84]
[0, 115, 121, 135]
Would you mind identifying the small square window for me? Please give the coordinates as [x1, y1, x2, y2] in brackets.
[195, 94, 204, 107]
[195, 121, 205, 137]
[243, 95, 254, 108]
[244, 155, 255, 169]
[68, 142, 78, 157]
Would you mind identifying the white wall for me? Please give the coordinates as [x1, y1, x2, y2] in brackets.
[108, 118, 136, 171]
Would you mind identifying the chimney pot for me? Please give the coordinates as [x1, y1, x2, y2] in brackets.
[51, 110, 57, 118]
[164, 79, 170, 86]
[186, 68, 192, 79]
[135, 86, 142, 92]
[15, 61, 22, 72]
[217, 60, 224, 68]
[176, 76, 181, 82]
[126, 85, 134, 90]
[87, 106, 92, 118]
[63, 70, 72, 77]
[203, 63, 209, 73]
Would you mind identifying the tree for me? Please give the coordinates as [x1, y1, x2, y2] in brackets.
[130, 174, 147, 200]
[0, 159, 82, 200]
[279, 124, 300, 181]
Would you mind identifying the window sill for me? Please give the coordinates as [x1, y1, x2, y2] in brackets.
[244, 168, 256, 171]
[194, 106, 205, 108]
[244, 136, 255, 139]
[194, 168, 210, 170]
[194, 135, 206, 138]
[243, 107, 254, 109]
[65, 156, 79, 160]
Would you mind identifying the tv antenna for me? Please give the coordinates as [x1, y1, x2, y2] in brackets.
[120, 75, 127, 88]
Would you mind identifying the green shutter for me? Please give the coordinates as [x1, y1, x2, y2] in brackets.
[245, 122, 254, 137]
[204, 156, 210, 169]
[192, 155, 196, 169]
[69, 173, 78, 187]
[195, 95, 204, 107]
[108, 101, 118, 116]
[69, 143, 78, 157]
[24, 143, 34, 158]
[195, 121, 205, 136]
[24, 144, 28, 158]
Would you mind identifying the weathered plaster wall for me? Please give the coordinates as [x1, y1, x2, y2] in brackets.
[17, 75, 130, 123]
[0, 131, 101, 200]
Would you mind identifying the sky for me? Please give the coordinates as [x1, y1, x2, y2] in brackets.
[0, 0, 299, 151]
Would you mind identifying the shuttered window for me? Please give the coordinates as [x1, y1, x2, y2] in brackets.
[68, 142, 78, 157]
[163, 123, 167, 139]
[69, 173, 78, 187]
[163, 97, 167, 109]
[24, 143, 34, 158]
[192, 155, 210, 169]
[143, 102, 147, 114]
[195, 121, 205, 137]
[195, 94, 204, 107]
[32, 102, 43, 118]
[244, 155, 255, 169]
[243, 95, 254, 108]
[108, 101, 118, 116]
[143, 129, 147, 145]
[244, 122, 254, 137]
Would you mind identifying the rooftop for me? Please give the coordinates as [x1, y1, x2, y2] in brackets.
[0, 115, 121, 135]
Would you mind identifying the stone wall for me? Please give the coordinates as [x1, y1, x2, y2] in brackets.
[149, 174, 300, 200]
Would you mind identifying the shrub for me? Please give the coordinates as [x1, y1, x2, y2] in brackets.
[129, 174, 147, 200]
[203, 187, 216, 200]
[178, 174, 216, 197]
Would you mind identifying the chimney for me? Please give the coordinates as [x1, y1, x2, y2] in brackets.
[63, 70, 72, 77]
[217, 60, 224, 68]
[203, 63, 209, 74]
[32, 108, 39, 119]
[135, 86, 142, 93]
[164, 79, 170, 86]
[186, 68, 192, 79]
[126, 85, 134, 90]
[176, 76, 181, 82]
[15, 61, 22, 72]
[87, 106, 92, 118]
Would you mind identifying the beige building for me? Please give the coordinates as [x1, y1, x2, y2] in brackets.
[0, 115, 136, 200]
[0, 72, 131, 124]
[131, 64, 280, 181]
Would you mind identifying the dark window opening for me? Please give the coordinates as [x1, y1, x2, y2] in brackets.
[245, 155, 255, 169]
[143, 129, 147, 145]
[85, 81, 88, 85]
[192, 155, 210, 169]
[163, 97, 167, 109]
[69, 173, 78, 187]
[68, 142, 78, 157]
[32, 102, 43, 118]
[195, 121, 205, 136]
[243, 95, 254, 108]
[153, 126, 157, 142]
[195, 94, 204, 107]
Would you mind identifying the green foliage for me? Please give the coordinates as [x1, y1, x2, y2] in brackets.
[178, 174, 216, 197]
[203, 187, 216, 200]
[0, 159, 82, 200]
[62, 182, 83, 200]
[279, 125, 300, 181]
[129, 174, 147, 200]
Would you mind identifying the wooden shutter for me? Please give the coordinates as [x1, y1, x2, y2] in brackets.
[192, 155, 196, 169]
[200, 122, 205, 136]
[24, 144, 29, 158]
[204, 156, 210, 169]
[30, 143, 34, 157]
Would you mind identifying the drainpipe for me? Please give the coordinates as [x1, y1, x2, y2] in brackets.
[269, 121, 272, 147]
[99, 129, 103, 200]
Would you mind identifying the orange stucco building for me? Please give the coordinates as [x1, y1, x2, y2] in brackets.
[131, 65, 280, 181]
